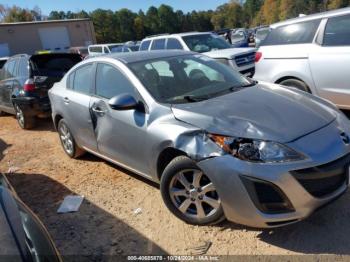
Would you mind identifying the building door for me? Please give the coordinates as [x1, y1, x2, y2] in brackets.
[38, 27, 71, 51]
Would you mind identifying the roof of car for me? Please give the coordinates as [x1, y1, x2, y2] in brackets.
[95, 50, 196, 64]
[144, 31, 213, 40]
[271, 7, 350, 28]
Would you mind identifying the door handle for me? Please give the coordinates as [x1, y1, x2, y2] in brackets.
[92, 107, 106, 114]
[63, 97, 70, 104]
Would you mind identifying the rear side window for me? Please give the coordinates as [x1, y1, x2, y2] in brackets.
[262, 20, 321, 46]
[151, 39, 166, 50]
[89, 46, 103, 53]
[73, 64, 93, 94]
[95, 63, 135, 99]
[18, 58, 29, 78]
[166, 38, 183, 50]
[323, 14, 350, 46]
[140, 40, 151, 51]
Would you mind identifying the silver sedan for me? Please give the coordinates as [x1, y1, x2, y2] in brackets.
[49, 50, 350, 228]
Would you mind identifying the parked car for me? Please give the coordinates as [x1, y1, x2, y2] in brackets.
[0, 57, 8, 69]
[254, 7, 350, 109]
[69, 46, 89, 58]
[0, 53, 82, 129]
[254, 26, 270, 47]
[88, 43, 124, 56]
[49, 50, 350, 228]
[0, 173, 61, 261]
[230, 29, 250, 48]
[109, 44, 140, 53]
[140, 32, 256, 77]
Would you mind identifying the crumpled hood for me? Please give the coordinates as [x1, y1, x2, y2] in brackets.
[171, 83, 337, 143]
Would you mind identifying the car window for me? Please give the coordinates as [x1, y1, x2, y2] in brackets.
[166, 38, 183, 50]
[89, 46, 103, 53]
[3, 60, 17, 79]
[103, 47, 110, 53]
[95, 63, 135, 99]
[140, 40, 151, 51]
[110, 46, 123, 53]
[262, 19, 321, 46]
[129, 54, 249, 104]
[182, 34, 232, 53]
[67, 71, 75, 89]
[73, 64, 93, 94]
[151, 39, 166, 50]
[323, 14, 350, 46]
[18, 58, 29, 78]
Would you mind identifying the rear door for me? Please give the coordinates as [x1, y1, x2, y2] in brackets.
[0, 59, 17, 111]
[90, 62, 150, 176]
[309, 14, 350, 109]
[62, 63, 97, 151]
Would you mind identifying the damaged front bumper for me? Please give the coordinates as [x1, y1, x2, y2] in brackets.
[197, 121, 350, 228]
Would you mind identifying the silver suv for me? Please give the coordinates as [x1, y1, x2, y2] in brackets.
[140, 32, 256, 77]
[254, 7, 350, 109]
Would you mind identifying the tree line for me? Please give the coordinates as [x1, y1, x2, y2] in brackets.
[1, 0, 350, 43]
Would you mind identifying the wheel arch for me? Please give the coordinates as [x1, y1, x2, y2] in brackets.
[156, 147, 187, 181]
[275, 76, 313, 93]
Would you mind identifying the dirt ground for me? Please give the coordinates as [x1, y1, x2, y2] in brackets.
[1, 114, 350, 259]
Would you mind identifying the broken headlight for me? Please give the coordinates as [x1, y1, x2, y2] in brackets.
[209, 135, 306, 163]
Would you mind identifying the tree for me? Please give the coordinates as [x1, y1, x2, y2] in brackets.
[145, 6, 160, 35]
[158, 4, 180, 33]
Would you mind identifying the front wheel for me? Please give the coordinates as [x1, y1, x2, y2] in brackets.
[57, 119, 85, 158]
[14, 104, 35, 129]
[160, 156, 225, 225]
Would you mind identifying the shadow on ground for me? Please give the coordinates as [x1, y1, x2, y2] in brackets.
[6, 173, 167, 259]
[0, 138, 11, 162]
[257, 190, 350, 254]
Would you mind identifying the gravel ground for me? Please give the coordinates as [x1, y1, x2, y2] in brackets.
[1, 115, 350, 259]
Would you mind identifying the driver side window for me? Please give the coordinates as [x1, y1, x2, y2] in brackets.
[95, 63, 135, 99]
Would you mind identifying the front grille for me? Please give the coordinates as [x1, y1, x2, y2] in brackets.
[234, 52, 256, 67]
[291, 154, 350, 198]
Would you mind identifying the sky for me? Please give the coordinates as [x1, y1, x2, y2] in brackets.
[4, 0, 231, 15]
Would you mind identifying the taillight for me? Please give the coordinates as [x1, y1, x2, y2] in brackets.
[255, 52, 262, 62]
[24, 79, 35, 92]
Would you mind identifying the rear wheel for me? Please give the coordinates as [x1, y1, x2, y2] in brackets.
[279, 78, 310, 93]
[14, 104, 35, 129]
[160, 156, 225, 225]
[58, 119, 85, 158]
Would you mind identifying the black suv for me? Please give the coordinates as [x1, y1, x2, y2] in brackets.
[0, 53, 82, 129]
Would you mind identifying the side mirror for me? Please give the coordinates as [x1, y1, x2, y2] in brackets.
[108, 94, 138, 111]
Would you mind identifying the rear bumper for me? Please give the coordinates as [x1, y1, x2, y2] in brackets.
[12, 96, 51, 118]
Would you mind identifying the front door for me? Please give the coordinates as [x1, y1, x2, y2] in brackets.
[90, 62, 150, 176]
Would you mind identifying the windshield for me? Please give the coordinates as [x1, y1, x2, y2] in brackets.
[182, 34, 232, 53]
[129, 54, 252, 104]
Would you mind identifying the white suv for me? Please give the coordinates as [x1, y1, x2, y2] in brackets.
[140, 32, 256, 77]
[254, 7, 350, 109]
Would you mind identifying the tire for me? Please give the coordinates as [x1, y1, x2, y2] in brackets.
[14, 103, 35, 129]
[279, 78, 310, 93]
[160, 156, 225, 225]
[57, 119, 85, 158]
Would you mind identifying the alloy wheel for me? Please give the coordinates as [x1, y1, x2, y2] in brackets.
[169, 169, 221, 220]
[15, 104, 25, 128]
[59, 123, 74, 155]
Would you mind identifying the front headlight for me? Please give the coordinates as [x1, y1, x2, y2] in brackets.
[209, 134, 306, 163]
